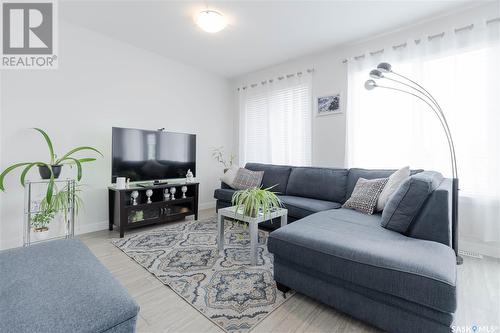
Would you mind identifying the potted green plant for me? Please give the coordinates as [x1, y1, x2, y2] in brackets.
[0, 128, 102, 204]
[231, 186, 283, 218]
[31, 206, 56, 233]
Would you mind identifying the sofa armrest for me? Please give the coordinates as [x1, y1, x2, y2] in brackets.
[220, 182, 232, 189]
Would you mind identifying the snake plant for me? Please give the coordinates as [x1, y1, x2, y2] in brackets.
[0, 128, 102, 204]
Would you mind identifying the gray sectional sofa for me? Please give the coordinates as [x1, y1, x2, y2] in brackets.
[214, 163, 457, 333]
[0, 239, 139, 333]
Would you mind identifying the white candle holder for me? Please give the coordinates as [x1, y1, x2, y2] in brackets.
[131, 191, 139, 205]
[146, 189, 153, 204]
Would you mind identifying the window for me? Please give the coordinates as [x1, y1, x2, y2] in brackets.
[239, 74, 312, 166]
[346, 25, 500, 244]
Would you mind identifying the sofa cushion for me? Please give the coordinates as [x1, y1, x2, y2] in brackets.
[381, 171, 444, 234]
[280, 195, 341, 219]
[286, 167, 348, 203]
[214, 188, 236, 203]
[407, 178, 452, 246]
[346, 168, 423, 202]
[220, 165, 239, 188]
[268, 209, 457, 313]
[245, 163, 292, 194]
[0, 239, 140, 333]
[377, 166, 410, 211]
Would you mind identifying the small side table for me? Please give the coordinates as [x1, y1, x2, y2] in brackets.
[217, 206, 288, 266]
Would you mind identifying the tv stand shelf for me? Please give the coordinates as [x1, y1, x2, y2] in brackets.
[108, 182, 199, 237]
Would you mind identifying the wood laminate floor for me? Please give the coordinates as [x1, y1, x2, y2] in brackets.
[79, 209, 500, 333]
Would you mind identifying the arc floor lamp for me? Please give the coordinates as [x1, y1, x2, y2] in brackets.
[365, 62, 462, 265]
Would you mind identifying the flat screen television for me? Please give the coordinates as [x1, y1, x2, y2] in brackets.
[111, 127, 196, 183]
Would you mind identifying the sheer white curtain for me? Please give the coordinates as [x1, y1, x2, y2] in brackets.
[239, 72, 312, 166]
[346, 19, 500, 243]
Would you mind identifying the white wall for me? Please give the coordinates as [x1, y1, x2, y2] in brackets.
[0, 21, 233, 249]
[232, 3, 499, 257]
[232, 3, 496, 168]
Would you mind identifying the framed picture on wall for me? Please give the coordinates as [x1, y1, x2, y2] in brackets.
[317, 94, 342, 116]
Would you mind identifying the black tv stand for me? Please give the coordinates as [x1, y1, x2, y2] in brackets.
[108, 182, 199, 237]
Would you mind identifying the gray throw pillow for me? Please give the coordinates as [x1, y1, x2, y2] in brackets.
[342, 178, 388, 215]
[232, 168, 264, 190]
[381, 171, 444, 233]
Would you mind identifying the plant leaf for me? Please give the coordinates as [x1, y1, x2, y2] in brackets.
[77, 158, 97, 163]
[59, 158, 82, 181]
[46, 173, 55, 205]
[0, 162, 33, 191]
[33, 128, 55, 164]
[55, 146, 102, 164]
[20, 162, 48, 186]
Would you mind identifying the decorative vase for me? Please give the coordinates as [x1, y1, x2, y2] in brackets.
[131, 191, 139, 205]
[186, 169, 194, 183]
[181, 186, 187, 198]
[170, 187, 176, 200]
[164, 188, 170, 201]
[146, 189, 153, 204]
[38, 165, 62, 179]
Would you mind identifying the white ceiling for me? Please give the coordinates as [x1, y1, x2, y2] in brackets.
[61, 1, 480, 78]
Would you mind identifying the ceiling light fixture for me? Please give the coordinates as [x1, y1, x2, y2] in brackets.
[196, 9, 227, 33]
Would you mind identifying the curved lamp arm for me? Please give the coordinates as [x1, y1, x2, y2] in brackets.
[378, 75, 458, 178]
[385, 72, 457, 176]
[372, 83, 457, 179]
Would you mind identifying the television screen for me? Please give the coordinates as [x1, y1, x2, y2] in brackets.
[112, 127, 196, 182]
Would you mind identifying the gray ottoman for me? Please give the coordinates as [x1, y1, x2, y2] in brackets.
[0, 239, 139, 333]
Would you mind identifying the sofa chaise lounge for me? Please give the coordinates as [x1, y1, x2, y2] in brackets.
[214, 163, 457, 333]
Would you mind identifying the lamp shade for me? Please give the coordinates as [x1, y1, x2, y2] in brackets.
[196, 10, 227, 33]
[369, 69, 384, 79]
[364, 79, 377, 90]
[377, 62, 392, 73]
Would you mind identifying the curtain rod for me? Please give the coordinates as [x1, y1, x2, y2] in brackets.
[237, 68, 314, 91]
[342, 16, 500, 64]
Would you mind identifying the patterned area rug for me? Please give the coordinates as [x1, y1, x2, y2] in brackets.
[112, 216, 294, 333]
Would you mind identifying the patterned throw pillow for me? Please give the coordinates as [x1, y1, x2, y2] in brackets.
[232, 168, 264, 190]
[342, 177, 388, 215]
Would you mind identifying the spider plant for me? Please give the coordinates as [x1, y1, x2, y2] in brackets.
[231, 186, 282, 218]
[33, 183, 84, 231]
[0, 128, 102, 204]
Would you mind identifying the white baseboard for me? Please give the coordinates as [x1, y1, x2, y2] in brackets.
[460, 238, 500, 258]
[75, 220, 109, 235]
[0, 238, 22, 250]
[199, 201, 216, 210]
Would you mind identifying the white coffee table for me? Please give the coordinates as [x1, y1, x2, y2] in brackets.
[217, 206, 288, 266]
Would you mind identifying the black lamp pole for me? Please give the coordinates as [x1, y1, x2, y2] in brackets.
[365, 62, 463, 265]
